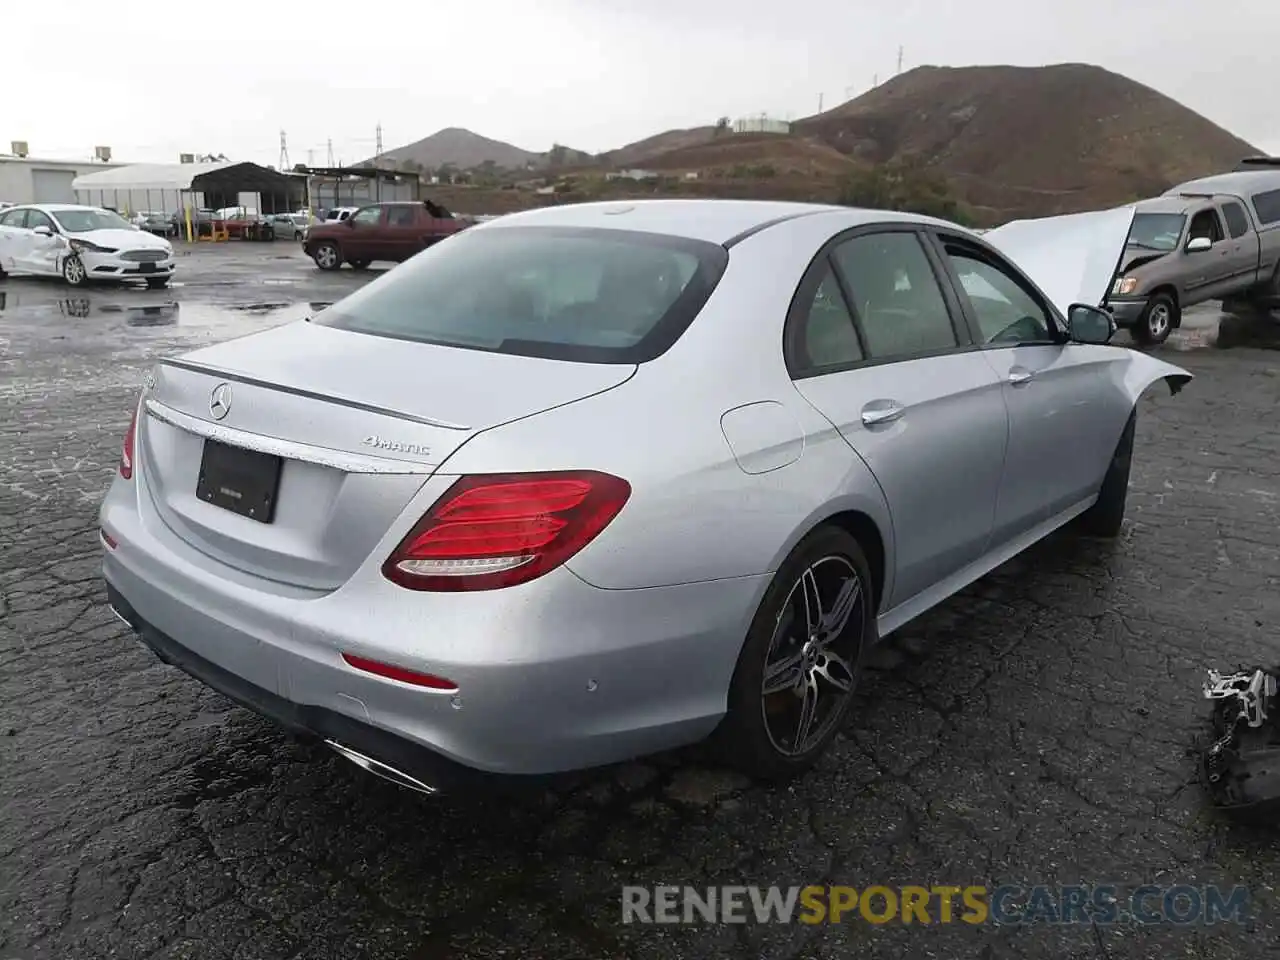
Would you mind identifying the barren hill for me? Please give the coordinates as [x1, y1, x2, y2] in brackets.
[793, 63, 1260, 218]
[368, 127, 593, 172]
[600, 126, 719, 168]
[371, 127, 538, 170]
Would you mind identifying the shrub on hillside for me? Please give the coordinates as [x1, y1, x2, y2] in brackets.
[838, 161, 972, 225]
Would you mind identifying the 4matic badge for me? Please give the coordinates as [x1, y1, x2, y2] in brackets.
[362, 435, 431, 457]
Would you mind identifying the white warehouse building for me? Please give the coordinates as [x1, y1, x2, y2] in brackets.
[0, 154, 126, 204]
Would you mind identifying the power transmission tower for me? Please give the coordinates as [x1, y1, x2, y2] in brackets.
[873, 73, 879, 87]
[278, 129, 290, 170]
[326, 138, 335, 167]
[818, 93, 823, 113]
[307, 148, 315, 167]
[375, 122, 383, 163]
[897, 46, 903, 74]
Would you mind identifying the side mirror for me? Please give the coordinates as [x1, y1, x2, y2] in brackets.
[32, 225, 53, 237]
[1186, 236, 1212, 253]
[1067, 303, 1116, 345]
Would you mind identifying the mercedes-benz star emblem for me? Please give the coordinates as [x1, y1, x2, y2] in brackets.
[209, 383, 233, 420]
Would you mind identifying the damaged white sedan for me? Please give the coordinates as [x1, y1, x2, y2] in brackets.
[101, 199, 1191, 794]
[0, 203, 175, 288]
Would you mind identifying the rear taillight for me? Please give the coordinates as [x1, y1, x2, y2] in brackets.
[382, 471, 631, 592]
[120, 403, 139, 479]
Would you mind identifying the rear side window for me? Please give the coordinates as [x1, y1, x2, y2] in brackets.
[1252, 189, 1280, 226]
[386, 206, 416, 227]
[790, 264, 864, 371]
[312, 225, 729, 363]
[0, 208, 26, 228]
[831, 232, 958, 359]
[1221, 201, 1250, 238]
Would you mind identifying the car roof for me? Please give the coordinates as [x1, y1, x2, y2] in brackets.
[476, 198, 943, 246]
[1165, 170, 1280, 197]
[1134, 196, 1203, 214]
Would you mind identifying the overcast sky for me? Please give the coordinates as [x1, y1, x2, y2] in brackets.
[6, 0, 1278, 166]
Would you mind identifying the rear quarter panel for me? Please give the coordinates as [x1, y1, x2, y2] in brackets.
[433, 211, 898, 599]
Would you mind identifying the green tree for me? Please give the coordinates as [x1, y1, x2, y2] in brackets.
[714, 116, 731, 136]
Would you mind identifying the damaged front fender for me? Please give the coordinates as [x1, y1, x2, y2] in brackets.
[1118, 350, 1193, 402]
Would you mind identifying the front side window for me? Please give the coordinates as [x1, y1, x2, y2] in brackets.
[943, 244, 1054, 345]
[312, 225, 727, 363]
[1187, 208, 1224, 243]
[831, 232, 958, 360]
[26, 210, 55, 232]
[351, 207, 382, 226]
[50, 208, 131, 232]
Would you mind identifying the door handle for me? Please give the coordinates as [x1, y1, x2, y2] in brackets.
[1008, 367, 1035, 386]
[861, 401, 904, 426]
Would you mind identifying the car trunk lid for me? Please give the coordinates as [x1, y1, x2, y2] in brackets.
[138, 320, 635, 591]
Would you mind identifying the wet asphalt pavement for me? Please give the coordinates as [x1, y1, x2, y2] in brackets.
[2, 242, 1279, 959]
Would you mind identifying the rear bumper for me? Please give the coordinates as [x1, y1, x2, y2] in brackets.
[1104, 298, 1149, 327]
[107, 582, 521, 795]
[98, 463, 761, 785]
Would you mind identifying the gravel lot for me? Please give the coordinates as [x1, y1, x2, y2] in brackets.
[1, 242, 1278, 960]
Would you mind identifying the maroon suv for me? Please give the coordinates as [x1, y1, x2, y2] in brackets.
[303, 200, 471, 271]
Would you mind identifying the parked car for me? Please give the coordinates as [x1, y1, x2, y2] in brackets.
[133, 211, 177, 238]
[170, 208, 216, 238]
[100, 199, 1190, 795]
[0, 203, 174, 288]
[303, 200, 471, 270]
[265, 213, 309, 241]
[319, 206, 359, 224]
[1103, 176, 1280, 343]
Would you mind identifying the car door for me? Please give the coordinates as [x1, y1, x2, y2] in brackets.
[383, 204, 421, 260]
[1182, 206, 1229, 300]
[927, 229, 1118, 543]
[0, 207, 28, 270]
[344, 205, 385, 260]
[21, 209, 62, 275]
[787, 225, 1009, 609]
[1217, 199, 1262, 290]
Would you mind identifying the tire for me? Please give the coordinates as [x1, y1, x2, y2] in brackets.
[62, 254, 87, 287]
[312, 242, 341, 270]
[145, 277, 170, 290]
[348, 260, 371, 270]
[1132, 293, 1176, 345]
[712, 525, 875, 781]
[1076, 407, 1136, 538]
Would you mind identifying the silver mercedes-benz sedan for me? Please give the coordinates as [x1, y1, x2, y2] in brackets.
[100, 199, 1192, 794]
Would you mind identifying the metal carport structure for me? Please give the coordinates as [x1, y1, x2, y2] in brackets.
[71, 161, 305, 240]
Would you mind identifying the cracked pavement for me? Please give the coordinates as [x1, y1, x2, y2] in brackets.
[1, 245, 1278, 959]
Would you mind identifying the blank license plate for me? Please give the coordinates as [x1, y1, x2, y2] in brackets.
[138, 262, 157, 273]
[196, 439, 282, 523]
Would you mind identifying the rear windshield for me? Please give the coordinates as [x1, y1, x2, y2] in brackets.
[311, 225, 729, 363]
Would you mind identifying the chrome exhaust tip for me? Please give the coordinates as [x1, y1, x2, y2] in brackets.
[324, 739, 438, 796]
